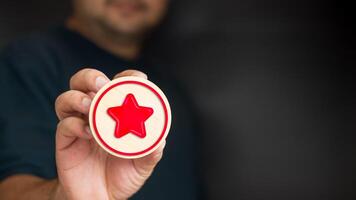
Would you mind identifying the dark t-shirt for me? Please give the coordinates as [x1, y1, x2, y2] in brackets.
[0, 26, 200, 199]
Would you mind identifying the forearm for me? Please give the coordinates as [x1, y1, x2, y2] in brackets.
[0, 175, 65, 200]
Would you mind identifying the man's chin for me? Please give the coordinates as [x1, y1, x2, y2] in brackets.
[107, 22, 148, 37]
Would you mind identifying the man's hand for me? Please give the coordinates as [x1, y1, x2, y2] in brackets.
[55, 68, 165, 200]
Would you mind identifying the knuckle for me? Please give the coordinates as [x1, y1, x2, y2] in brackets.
[69, 90, 83, 103]
[55, 92, 68, 116]
[67, 90, 78, 101]
[56, 120, 64, 132]
[128, 69, 142, 73]
[55, 91, 74, 108]
[58, 117, 75, 133]
[64, 117, 75, 127]
[84, 69, 103, 88]
[55, 94, 63, 109]
[69, 68, 92, 86]
[116, 69, 147, 79]
[56, 118, 74, 138]
[69, 71, 80, 87]
[84, 68, 101, 79]
[83, 69, 95, 83]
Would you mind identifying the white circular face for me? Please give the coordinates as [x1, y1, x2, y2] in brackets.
[89, 76, 172, 159]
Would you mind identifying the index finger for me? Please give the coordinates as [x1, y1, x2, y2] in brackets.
[70, 68, 110, 93]
[113, 69, 148, 80]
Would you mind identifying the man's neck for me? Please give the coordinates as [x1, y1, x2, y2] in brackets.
[66, 17, 142, 61]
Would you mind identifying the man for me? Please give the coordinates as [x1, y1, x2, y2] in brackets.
[0, 0, 200, 199]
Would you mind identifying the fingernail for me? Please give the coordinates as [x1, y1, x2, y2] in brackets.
[96, 76, 109, 91]
[82, 98, 92, 107]
[85, 126, 92, 137]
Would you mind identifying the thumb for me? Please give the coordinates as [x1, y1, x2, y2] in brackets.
[132, 140, 166, 178]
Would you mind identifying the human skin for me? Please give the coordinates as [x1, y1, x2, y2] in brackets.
[55, 69, 166, 200]
[0, 0, 169, 198]
[0, 69, 166, 200]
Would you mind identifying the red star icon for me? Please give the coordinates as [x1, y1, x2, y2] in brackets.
[107, 93, 154, 139]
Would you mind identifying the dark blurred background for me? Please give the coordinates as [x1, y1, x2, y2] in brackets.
[1, 0, 355, 199]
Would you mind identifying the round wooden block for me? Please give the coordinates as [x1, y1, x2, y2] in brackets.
[89, 76, 172, 159]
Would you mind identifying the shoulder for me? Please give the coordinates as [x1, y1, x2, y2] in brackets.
[0, 27, 66, 80]
[1, 28, 61, 64]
